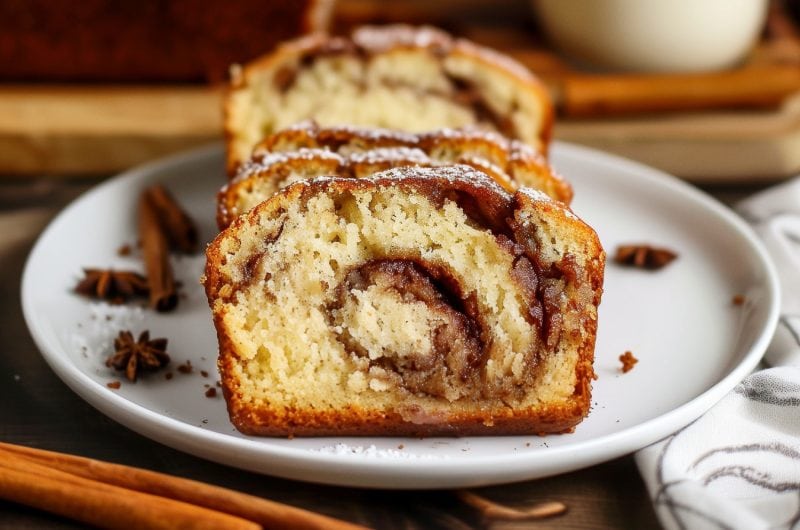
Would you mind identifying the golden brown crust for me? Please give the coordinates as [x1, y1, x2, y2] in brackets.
[447, 39, 555, 153]
[217, 122, 572, 229]
[256, 121, 561, 183]
[204, 167, 603, 437]
[513, 188, 604, 431]
[224, 24, 554, 175]
[228, 400, 587, 437]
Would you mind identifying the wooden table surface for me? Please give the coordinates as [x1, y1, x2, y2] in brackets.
[0, 176, 768, 529]
[0, 177, 665, 530]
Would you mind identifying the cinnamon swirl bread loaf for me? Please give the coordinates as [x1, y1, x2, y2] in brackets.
[217, 122, 571, 229]
[224, 25, 554, 175]
[203, 166, 604, 437]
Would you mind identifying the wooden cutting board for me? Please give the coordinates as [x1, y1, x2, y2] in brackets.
[556, 92, 800, 181]
[0, 85, 222, 176]
[2, 83, 798, 182]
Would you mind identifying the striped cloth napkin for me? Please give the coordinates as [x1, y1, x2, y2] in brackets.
[636, 179, 800, 529]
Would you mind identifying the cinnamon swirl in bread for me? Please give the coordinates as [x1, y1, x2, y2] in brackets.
[203, 166, 604, 437]
[217, 122, 571, 229]
[224, 24, 554, 175]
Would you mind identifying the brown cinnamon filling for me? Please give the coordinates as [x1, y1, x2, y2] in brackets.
[272, 65, 297, 92]
[328, 259, 486, 400]
[440, 189, 508, 235]
[226, 219, 286, 302]
[447, 76, 517, 138]
[223, 179, 578, 401]
[507, 216, 580, 349]
[324, 250, 570, 401]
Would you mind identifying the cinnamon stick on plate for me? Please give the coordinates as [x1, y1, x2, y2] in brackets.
[139, 188, 178, 312]
[0, 442, 368, 530]
[143, 184, 199, 254]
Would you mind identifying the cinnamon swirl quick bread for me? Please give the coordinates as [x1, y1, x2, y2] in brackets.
[217, 122, 572, 229]
[224, 25, 554, 174]
[203, 166, 604, 436]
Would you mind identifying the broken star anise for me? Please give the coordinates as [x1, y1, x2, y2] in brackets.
[619, 350, 639, 373]
[106, 330, 169, 382]
[75, 268, 149, 304]
[614, 245, 678, 270]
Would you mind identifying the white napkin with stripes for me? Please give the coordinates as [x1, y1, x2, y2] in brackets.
[636, 179, 800, 530]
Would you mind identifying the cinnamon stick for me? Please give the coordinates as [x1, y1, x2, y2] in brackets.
[558, 64, 800, 117]
[143, 184, 199, 253]
[0, 442, 368, 530]
[139, 188, 178, 312]
[456, 490, 566, 520]
[0, 451, 259, 530]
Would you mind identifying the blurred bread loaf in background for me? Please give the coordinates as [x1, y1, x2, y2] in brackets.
[224, 24, 554, 174]
[0, 0, 334, 83]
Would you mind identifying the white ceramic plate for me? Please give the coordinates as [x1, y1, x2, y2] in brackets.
[22, 143, 779, 489]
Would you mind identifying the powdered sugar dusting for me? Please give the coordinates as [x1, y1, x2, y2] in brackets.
[243, 149, 344, 175]
[251, 123, 552, 187]
[425, 125, 508, 147]
[235, 145, 519, 194]
[70, 302, 145, 361]
[268, 121, 545, 160]
[367, 164, 507, 197]
[173, 254, 208, 306]
[347, 146, 430, 165]
[457, 156, 508, 183]
[231, 149, 342, 187]
[68, 255, 206, 366]
[518, 187, 581, 221]
[311, 443, 451, 460]
[518, 186, 552, 203]
[352, 24, 453, 53]
[265, 121, 418, 151]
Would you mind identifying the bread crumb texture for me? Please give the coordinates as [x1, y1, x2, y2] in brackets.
[229, 46, 547, 167]
[206, 177, 604, 432]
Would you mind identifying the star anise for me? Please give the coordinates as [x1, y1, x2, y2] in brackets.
[614, 245, 678, 270]
[106, 330, 169, 382]
[75, 268, 149, 304]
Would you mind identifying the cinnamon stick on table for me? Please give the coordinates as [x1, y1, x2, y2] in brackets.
[0, 442, 368, 530]
[556, 64, 800, 117]
[0, 449, 259, 530]
[139, 187, 178, 312]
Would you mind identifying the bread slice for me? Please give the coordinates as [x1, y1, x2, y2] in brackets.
[224, 24, 554, 175]
[203, 165, 604, 437]
[217, 121, 572, 228]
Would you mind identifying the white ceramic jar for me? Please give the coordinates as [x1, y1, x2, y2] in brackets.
[532, 0, 769, 73]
